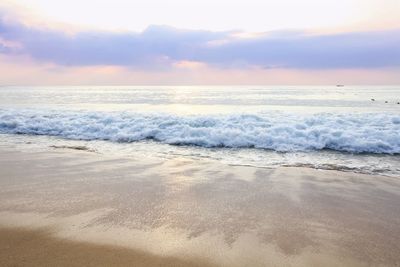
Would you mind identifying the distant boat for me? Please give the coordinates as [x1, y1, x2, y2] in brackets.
[336, 84, 344, 87]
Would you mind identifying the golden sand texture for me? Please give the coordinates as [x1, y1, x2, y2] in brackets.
[0, 227, 216, 267]
[0, 145, 400, 266]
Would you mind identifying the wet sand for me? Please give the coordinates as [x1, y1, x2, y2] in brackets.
[0, 145, 400, 266]
[0, 227, 215, 267]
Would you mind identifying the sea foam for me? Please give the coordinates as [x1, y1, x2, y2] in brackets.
[0, 109, 399, 154]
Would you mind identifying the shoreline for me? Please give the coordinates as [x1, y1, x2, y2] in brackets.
[1, 144, 400, 266]
[1, 133, 399, 178]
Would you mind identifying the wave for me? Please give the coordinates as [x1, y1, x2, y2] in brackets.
[0, 109, 399, 154]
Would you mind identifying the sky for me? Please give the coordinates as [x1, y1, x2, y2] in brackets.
[0, 0, 399, 85]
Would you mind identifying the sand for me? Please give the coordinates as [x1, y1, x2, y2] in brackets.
[0, 144, 400, 266]
[0, 227, 215, 267]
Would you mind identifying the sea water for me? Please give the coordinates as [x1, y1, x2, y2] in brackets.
[0, 86, 399, 176]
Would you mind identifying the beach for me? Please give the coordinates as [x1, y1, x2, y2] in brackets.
[1, 142, 400, 267]
[0, 227, 215, 267]
[0, 85, 399, 266]
[1, 0, 400, 264]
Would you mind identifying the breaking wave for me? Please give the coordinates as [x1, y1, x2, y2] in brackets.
[1, 109, 399, 154]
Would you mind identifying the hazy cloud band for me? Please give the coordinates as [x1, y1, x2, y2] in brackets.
[1, 9, 399, 69]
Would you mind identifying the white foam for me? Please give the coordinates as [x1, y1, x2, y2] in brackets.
[0, 109, 399, 154]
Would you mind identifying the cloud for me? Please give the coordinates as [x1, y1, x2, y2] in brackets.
[1, 7, 400, 70]
[196, 30, 400, 69]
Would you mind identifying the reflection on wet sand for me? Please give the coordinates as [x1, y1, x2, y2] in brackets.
[0, 227, 217, 267]
[0, 147, 400, 266]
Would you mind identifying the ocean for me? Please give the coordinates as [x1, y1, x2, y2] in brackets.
[0, 85, 399, 176]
